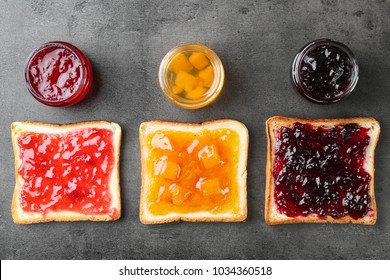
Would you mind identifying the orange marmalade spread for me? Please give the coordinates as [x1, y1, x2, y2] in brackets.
[168, 51, 214, 100]
[145, 128, 241, 215]
[17, 128, 118, 218]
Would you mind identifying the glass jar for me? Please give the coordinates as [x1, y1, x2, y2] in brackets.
[159, 42, 225, 109]
[291, 39, 359, 104]
[25, 41, 93, 107]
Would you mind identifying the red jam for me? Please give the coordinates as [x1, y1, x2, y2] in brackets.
[292, 39, 359, 103]
[25, 41, 93, 107]
[17, 128, 117, 217]
[273, 123, 372, 219]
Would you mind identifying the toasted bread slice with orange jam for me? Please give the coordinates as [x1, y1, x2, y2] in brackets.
[265, 116, 380, 225]
[11, 121, 121, 224]
[139, 120, 248, 224]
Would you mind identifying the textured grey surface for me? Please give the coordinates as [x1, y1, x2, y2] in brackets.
[0, 0, 390, 259]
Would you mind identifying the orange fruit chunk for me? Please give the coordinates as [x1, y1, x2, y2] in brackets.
[186, 86, 207, 100]
[197, 178, 221, 196]
[169, 184, 192, 206]
[189, 52, 209, 70]
[198, 65, 214, 87]
[154, 156, 180, 180]
[156, 185, 170, 202]
[152, 133, 172, 150]
[198, 144, 222, 169]
[186, 139, 200, 154]
[169, 53, 193, 73]
[172, 85, 184, 95]
[175, 71, 197, 93]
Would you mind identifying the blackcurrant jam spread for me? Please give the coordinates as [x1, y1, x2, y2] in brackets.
[300, 46, 353, 98]
[273, 122, 372, 219]
[292, 39, 359, 103]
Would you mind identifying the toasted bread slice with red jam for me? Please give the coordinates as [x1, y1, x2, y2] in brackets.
[139, 119, 248, 224]
[11, 121, 121, 224]
[266, 116, 380, 225]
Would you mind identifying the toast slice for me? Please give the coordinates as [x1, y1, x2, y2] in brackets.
[266, 116, 380, 225]
[11, 121, 122, 224]
[139, 119, 248, 224]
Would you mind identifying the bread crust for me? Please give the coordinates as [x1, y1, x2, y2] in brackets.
[265, 116, 380, 225]
[11, 121, 122, 224]
[139, 119, 248, 224]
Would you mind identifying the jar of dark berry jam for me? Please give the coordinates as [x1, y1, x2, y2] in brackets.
[291, 39, 359, 104]
[25, 41, 93, 107]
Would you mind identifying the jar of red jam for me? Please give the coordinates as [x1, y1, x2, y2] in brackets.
[291, 39, 359, 104]
[24, 41, 93, 107]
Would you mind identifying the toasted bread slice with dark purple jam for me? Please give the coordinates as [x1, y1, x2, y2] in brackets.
[266, 116, 380, 225]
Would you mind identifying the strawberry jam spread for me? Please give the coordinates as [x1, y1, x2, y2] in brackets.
[17, 128, 116, 217]
[273, 123, 372, 219]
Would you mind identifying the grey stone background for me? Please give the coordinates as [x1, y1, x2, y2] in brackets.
[0, 0, 389, 259]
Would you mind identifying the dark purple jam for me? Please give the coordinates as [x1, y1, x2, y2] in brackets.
[292, 40, 358, 103]
[273, 122, 372, 219]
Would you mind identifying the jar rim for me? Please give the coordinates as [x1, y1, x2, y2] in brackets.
[291, 39, 359, 104]
[158, 42, 225, 109]
[24, 41, 93, 106]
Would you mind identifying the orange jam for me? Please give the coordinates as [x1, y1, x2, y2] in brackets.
[167, 51, 215, 100]
[144, 128, 241, 215]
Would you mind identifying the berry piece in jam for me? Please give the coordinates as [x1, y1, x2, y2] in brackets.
[292, 39, 358, 103]
[273, 122, 372, 219]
